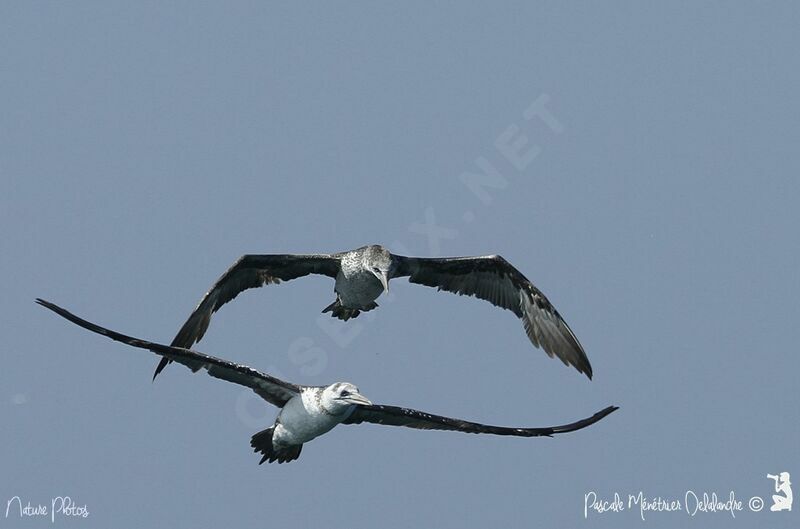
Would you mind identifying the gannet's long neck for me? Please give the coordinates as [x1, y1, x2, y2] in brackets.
[313, 384, 343, 416]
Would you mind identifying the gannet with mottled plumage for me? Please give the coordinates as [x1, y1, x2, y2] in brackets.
[154, 244, 594, 380]
[36, 299, 617, 465]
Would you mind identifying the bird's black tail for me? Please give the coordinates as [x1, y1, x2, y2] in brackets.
[322, 299, 378, 321]
[250, 427, 303, 464]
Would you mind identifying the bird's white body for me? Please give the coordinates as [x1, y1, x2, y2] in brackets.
[272, 388, 354, 446]
[333, 246, 390, 309]
[334, 268, 384, 309]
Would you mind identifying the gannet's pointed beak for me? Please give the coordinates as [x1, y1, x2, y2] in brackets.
[342, 392, 372, 407]
[379, 271, 389, 293]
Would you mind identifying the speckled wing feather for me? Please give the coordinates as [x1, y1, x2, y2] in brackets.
[344, 403, 617, 436]
[36, 299, 300, 407]
[155, 254, 341, 379]
[391, 254, 592, 379]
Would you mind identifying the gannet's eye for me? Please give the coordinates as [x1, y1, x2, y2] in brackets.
[340, 389, 351, 397]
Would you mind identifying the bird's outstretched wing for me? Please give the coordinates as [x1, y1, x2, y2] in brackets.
[36, 299, 301, 407]
[391, 254, 593, 379]
[344, 403, 617, 436]
[155, 254, 341, 379]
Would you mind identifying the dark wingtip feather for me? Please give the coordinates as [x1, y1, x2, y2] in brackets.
[588, 405, 618, 424]
[35, 298, 52, 308]
[582, 361, 594, 380]
[152, 357, 170, 381]
[546, 404, 619, 435]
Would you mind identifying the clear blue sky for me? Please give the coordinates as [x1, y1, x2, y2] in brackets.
[2, 3, 798, 528]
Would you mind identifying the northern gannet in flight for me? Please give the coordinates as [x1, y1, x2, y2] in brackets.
[37, 299, 617, 465]
[154, 245, 593, 380]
